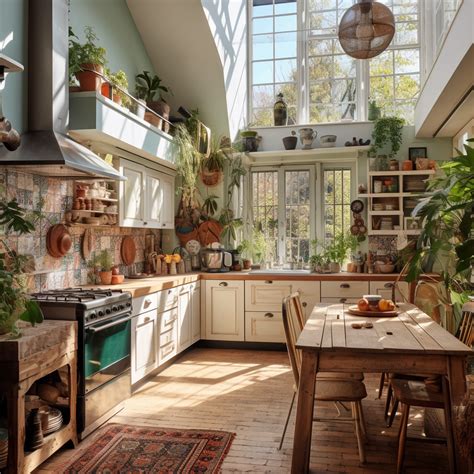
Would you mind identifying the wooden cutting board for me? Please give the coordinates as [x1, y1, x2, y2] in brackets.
[82, 228, 95, 260]
[46, 224, 72, 258]
[121, 236, 136, 265]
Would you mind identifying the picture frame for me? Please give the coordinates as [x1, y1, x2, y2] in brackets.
[408, 147, 427, 163]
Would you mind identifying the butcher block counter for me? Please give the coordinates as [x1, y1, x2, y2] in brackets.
[0, 321, 78, 474]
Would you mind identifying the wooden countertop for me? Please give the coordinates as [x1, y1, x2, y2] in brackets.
[80, 271, 427, 297]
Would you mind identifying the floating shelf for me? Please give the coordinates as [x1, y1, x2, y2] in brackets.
[368, 169, 436, 176]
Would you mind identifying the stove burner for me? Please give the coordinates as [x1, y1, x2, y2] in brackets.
[31, 287, 124, 302]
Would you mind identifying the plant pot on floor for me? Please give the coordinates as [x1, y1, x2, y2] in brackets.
[99, 271, 113, 285]
[148, 100, 170, 133]
[76, 64, 103, 92]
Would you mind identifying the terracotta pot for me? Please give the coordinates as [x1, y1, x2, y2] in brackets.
[76, 64, 103, 92]
[200, 168, 222, 187]
[101, 82, 110, 98]
[147, 100, 170, 133]
[329, 262, 341, 273]
[144, 111, 162, 129]
[243, 259, 252, 270]
[402, 160, 413, 171]
[99, 271, 113, 285]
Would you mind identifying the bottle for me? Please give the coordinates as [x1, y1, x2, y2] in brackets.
[273, 92, 288, 126]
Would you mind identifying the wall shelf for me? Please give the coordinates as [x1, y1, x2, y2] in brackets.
[368, 169, 436, 176]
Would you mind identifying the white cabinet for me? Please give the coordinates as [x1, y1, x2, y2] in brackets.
[131, 309, 158, 384]
[245, 311, 286, 343]
[178, 284, 192, 352]
[191, 283, 201, 344]
[119, 158, 175, 229]
[320, 281, 369, 303]
[204, 280, 244, 341]
[369, 281, 410, 302]
[158, 307, 178, 364]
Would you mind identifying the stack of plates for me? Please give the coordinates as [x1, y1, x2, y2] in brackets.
[0, 428, 8, 469]
[41, 406, 63, 435]
[380, 217, 393, 230]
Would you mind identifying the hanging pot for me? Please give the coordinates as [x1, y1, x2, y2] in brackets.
[200, 168, 223, 187]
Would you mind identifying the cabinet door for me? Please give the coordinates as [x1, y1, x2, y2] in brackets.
[191, 283, 201, 343]
[131, 310, 158, 384]
[144, 170, 162, 229]
[205, 280, 244, 341]
[119, 160, 145, 227]
[158, 307, 178, 365]
[245, 281, 293, 312]
[245, 311, 285, 343]
[159, 174, 175, 229]
[178, 284, 192, 352]
[369, 281, 410, 302]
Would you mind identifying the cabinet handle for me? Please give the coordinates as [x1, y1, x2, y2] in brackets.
[384, 283, 394, 289]
[340, 283, 350, 289]
[264, 280, 273, 284]
[144, 298, 152, 308]
[264, 312, 274, 318]
[144, 316, 150, 323]
[340, 298, 347, 303]
[165, 317, 178, 326]
[163, 223, 166, 227]
[143, 221, 148, 225]
[302, 302, 307, 308]
[219, 282, 228, 287]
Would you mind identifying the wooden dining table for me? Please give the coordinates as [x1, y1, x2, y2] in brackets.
[291, 303, 473, 473]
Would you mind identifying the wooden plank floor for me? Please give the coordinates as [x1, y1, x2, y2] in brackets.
[37, 348, 453, 473]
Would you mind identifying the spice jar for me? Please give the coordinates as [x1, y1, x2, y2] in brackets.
[389, 159, 399, 171]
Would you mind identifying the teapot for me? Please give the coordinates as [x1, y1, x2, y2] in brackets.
[298, 128, 317, 149]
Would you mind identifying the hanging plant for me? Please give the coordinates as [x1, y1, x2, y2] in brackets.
[200, 136, 232, 187]
[370, 116, 404, 157]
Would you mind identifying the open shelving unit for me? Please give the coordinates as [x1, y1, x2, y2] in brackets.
[359, 166, 436, 236]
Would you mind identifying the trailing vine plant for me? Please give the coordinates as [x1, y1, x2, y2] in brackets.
[370, 116, 404, 157]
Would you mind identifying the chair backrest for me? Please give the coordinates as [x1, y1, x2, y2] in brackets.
[282, 292, 305, 390]
[458, 302, 474, 347]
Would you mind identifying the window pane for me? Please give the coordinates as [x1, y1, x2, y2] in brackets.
[370, 50, 394, 76]
[253, 17, 273, 34]
[333, 55, 356, 78]
[394, 22, 418, 46]
[275, 58, 297, 82]
[253, 84, 274, 108]
[274, 32, 297, 58]
[395, 74, 419, 100]
[252, 108, 273, 126]
[275, 1, 297, 15]
[253, 34, 273, 61]
[370, 75, 394, 100]
[253, 61, 273, 84]
[394, 49, 419, 74]
[309, 56, 333, 80]
[275, 14, 297, 32]
[277, 82, 297, 106]
[310, 81, 331, 104]
[253, 3, 273, 17]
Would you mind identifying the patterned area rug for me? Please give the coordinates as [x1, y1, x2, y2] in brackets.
[60, 424, 235, 473]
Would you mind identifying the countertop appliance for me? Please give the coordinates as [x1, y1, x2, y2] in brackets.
[31, 288, 132, 439]
[200, 247, 232, 273]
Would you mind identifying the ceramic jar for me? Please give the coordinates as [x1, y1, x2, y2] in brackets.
[402, 160, 413, 171]
[298, 128, 317, 149]
[416, 157, 429, 170]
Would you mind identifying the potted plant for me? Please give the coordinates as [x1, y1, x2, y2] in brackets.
[370, 116, 404, 158]
[325, 233, 358, 273]
[0, 199, 44, 335]
[201, 136, 232, 187]
[134, 85, 147, 120]
[93, 250, 114, 285]
[69, 26, 107, 92]
[309, 238, 329, 273]
[109, 70, 130, 108]
[135, 71, 172, 131]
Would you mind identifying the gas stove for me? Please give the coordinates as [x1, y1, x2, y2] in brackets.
[31, 288, 132, 326]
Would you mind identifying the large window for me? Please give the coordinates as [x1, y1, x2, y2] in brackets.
[249, 0, 420, 125]
[250, 163, 353, 263]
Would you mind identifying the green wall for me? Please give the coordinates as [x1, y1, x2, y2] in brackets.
[0, 0, 27, 133]
[69, 0, 156, 95]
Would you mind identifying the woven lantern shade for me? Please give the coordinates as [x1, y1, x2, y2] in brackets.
[338, 0, 395, 60]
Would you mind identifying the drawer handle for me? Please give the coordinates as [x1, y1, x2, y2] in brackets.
[265, 280, 273, 284]
[219, 282, 228, 287]
[143, 221, 148, 225]
[340, 298, 347, 303]
[340, 284, 350, 289]
[264, 312, 274, 318]
[165, 317, 178, 326]
[384, 283, 394, 289]
[144, 316, 150, 323]
[302, 302, 307, 308]
[144, 298, 152, 307]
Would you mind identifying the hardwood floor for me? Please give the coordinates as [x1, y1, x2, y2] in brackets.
[38, 348, 452, 473]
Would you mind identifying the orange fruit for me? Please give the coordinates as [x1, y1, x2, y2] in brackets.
[378, 299, 390, 311]
[357, 298, 369, 312]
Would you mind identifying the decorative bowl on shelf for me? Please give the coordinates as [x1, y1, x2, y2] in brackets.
[319, 134, 337, 147]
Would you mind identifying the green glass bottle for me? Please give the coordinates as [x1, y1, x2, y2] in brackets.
[273, 92, 288, 126]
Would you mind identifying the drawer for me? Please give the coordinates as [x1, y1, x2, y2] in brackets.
[320, 297, 360, 304]
[369, 281, 410, 302]
[159, 307, 178, 334]
[159, 328, 177, 364]
[157, 287, 179, 313]
[245, 311, 286, 343]
[321, 281, 369, 298]
[132, 292, 158, 316]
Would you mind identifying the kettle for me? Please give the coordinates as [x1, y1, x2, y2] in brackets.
[200, 244, 232, 273]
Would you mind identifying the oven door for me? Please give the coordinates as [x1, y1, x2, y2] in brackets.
[84, 312, 132, 393]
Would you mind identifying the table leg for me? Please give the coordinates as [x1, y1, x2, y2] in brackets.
[7, 383, 25, 474]
[291, 349, 318, 474]
[447, 356, 469, 474]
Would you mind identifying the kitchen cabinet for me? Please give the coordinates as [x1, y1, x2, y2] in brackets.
[369, 280, 410, 302]
[204, 280, 244, 341]
[158, 307, 178, 364]
[178, 284, 192, 352]
[191, 282, 201, 344]
[131, 309, 158, 384]
[320, 281, 369, 304]
[119, 158, 175, 229]
[245, 311, 285, 343]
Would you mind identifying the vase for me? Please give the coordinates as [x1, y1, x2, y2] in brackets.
[298, 128, 317, 150]
[273, 92, 288, 126]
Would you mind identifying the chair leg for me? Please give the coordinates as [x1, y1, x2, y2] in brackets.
[384, 382, 393, 423]
[396, 403, 410, 474]
[378, 372, 386, 399]
[442, 377, 456, 474]
[352, 402, 366, 464]
[278, 391, 296, 450]
[356, 401, 368, 443]
[388, 398, 399, 428]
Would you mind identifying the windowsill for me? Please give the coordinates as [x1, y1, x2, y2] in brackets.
[250, 121, 374, 130]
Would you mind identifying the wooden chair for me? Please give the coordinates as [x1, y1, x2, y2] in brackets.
[279, 293, 368, 463]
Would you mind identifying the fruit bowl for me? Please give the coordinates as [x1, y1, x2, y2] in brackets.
[347, 305, 399, 317]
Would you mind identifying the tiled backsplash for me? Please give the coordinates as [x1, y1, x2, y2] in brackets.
[0, 170, 160, 291]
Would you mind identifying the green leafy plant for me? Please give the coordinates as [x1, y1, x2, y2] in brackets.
[202, 195, 219, 217]
[109, 70, 130, 107]
[370, 116, 404, 157]
[325, 233, 358, 266]
[135, 71, 171, 103]
[69, 26, 106, 71]
[404, 140, 474, 326]
[94, 250, 113, 271]
[309, 238, 329, 271]
[238, 229, 272, 265]
[202, 136, 230, 172]
[0, 199, 43, 335]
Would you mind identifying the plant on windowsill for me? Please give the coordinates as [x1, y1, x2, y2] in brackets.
[0, 199, 44, 336]
[325, 233, 358, 273]
[309, 238, 329, 273]
[109, 70, 130, 108]
[370, 116, 404, 159]
[238, 228, 273, 269]
[69, 26, 107, 92]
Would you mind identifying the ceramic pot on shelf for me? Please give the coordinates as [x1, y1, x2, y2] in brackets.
[298, 128, 317, 150]
[282, 132, 297, 150]
[76, 63, 103, 92]
[99, 271, 113, 285]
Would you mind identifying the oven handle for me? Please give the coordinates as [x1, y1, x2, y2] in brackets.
[86, 313, 133, 333]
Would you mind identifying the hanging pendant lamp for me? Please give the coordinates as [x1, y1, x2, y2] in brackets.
[338, 0, 395, 60]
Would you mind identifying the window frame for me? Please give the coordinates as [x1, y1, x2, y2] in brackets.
[248, 0, 420, 125]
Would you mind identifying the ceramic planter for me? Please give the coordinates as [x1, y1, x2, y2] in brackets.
[76, 63, 103, 92]
[282, 136, 297, 150]
[101, 82, 110, 98]
[99, 271, 113, 285]
[148, 100, 171, 133]
[243, 259, 252, 270]
[200, 168, 223, 187]
[329, 262, 341, 273]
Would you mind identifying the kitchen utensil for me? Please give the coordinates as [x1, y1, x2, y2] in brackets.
[347, 305, 399, 317]
[121, 236, 136, 265]
[282, 134, 297, 150]
[200, 246, 232, 272]
[46, 224, 72, 258]
[84, 217, 100, 225]
[377, 263, 395, 273]
[82, 228, 94, 260]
